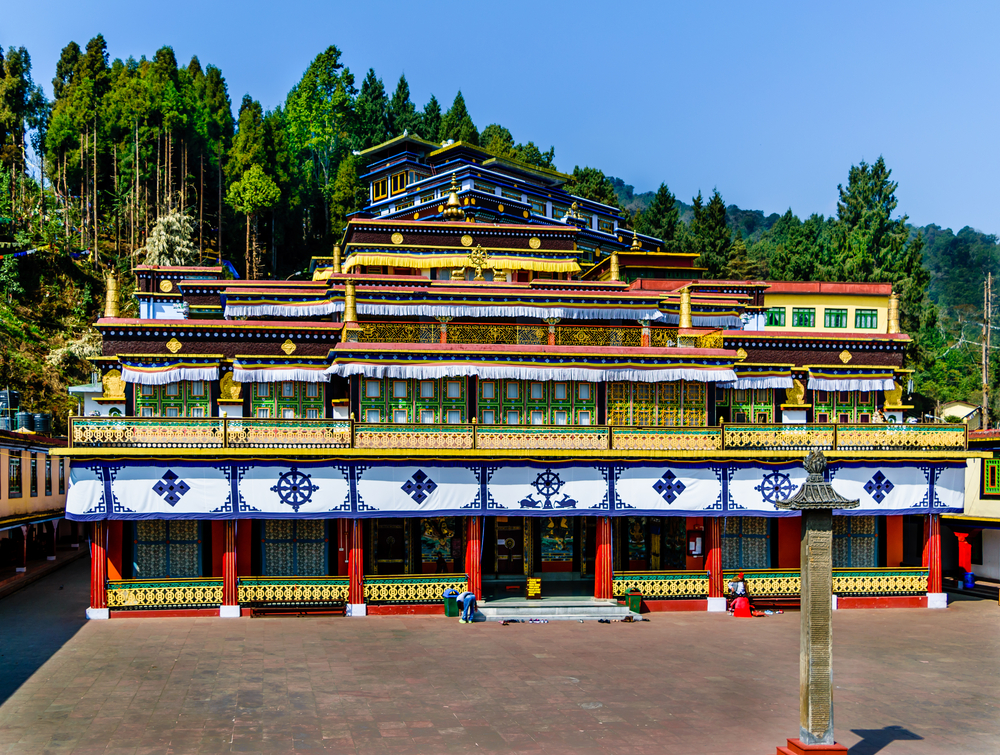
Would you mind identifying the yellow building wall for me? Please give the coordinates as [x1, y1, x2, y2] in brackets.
[0, 446, 68, 523]
[761, 292, 889, 334]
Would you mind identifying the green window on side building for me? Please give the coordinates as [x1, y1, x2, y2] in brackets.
[824, 308, 848, 328]
[765, 307, 786, 327]
[791, 307, 815, 328]
[855, 309, 878, 329]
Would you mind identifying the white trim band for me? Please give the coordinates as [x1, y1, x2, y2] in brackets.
[720, 377, 794, 389]
[328, 363, 737, 384]
[356, 303, 663, 322]
[233, 368, 330, 383]
[121, 367, 220, 385]
[807, 378, 896, 391]
[225, 302, 340, 319]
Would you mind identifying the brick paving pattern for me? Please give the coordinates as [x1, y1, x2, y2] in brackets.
[0, 559, 996, 754]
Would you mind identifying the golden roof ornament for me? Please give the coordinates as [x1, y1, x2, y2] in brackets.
[442, 174, 465, 221]
[104, 275, 119, 318]
[468, 244, 491, 281]
[630, 229, 642, 251]
[332, 244, 342, 274]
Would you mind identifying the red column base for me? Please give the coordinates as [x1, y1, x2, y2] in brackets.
[775, 739, 848, 754]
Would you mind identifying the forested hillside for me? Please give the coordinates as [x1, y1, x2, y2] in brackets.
[0, 35, 997, 429]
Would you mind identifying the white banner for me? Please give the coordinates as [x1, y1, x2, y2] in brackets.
[488, 465, 608, 512]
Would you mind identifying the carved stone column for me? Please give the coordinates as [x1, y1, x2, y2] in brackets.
[774, 451, 857, 752]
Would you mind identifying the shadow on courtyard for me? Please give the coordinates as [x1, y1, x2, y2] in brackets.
[0, 556, 89, 706]
[849, 725, 923, 754]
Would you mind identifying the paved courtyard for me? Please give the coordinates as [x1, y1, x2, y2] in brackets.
[0, 560, 996, 754]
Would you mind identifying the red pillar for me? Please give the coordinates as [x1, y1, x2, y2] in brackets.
[221, 520, 238, 616]
[347, 519, 365, 611]
[465, 516, 482, 599]
[89, 520, 108, 617]
[954, 532, 973, 575]
[46, 520, 58, 561]
[595, 516, 613, 599]
[14, 526, 27, 573]
[924, 513, 943, 594]
[706, 517, 724, 598]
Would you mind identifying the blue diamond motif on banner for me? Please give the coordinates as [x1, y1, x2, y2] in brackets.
[652, 470, 686, 504]
[152, 470, 191, 507]
[402, 470, 438, 504]
[864, 471, 895, 503]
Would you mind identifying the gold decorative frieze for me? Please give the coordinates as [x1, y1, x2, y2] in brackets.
[238, 577, 349, 604]
[476, 427, 609, 451]
[364, 574, 467, 603]
[612, 571, 709, 599]
[460, 234, 474, 247]
[391, 232, 404, 245]
[528, 236, 541, 249]
[281, 338, 296, 355]
[166, 338, 182, 353]
[107, 578, 223, 608]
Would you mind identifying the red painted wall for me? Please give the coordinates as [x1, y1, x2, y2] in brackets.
[237, 521, 253, 576]
[886, 516, 903, 567]
[685, 516, 705, 571]
[211, 521, 224, 577]
[777, 517, 801, 568]
[107, 521, 123, 580]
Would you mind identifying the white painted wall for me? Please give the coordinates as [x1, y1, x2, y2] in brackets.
[978, 529, 1000, 580]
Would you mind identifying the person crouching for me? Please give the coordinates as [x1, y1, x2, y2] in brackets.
[457, 591, 477, 624]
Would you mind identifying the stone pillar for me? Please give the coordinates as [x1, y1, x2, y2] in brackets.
[347, 518, 366, 616]
[46, 520, 57, 561]
[924, 513, 946, 607]
[706, 517, 725, 611]
[88, 520, 109, 619]
[221, 520, 239, 617]
[594, 516, 613, 599]
[465, 516, 482, 599]
[799, 509, 835, 746]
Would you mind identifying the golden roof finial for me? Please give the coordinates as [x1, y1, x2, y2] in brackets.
[442, 174, 466, 221]
[630, 229, 642, 251]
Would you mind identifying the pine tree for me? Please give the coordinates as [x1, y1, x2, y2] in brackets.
[438, 91, 477, 144]
[139, 211, 198, 265]
[354, 68, 388, 149]
[329, 153, 364, 240]
[419, 94, 441, 143]
[480, 123, 515, 157]
[387, 74, 420, 137]
[227, 95, 266, 180]
[634, 183, 679, 249]
[562, 166, 620, 209]
[691, 189, 730, 279]
[52, 42, 81, 101]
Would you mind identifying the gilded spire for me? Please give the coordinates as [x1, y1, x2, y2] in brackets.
[104, 275, 119, 318]
[442, 174, 466, 221]
[630, 229, 642, 251]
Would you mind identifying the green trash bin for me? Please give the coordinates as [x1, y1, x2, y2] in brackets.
[443, 589, 460, 618]
[627, 589, 642, 614]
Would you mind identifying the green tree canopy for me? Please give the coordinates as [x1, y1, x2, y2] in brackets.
[634, 183, 679, 249]
[354, 68, 388, 149]
[387, 74, 420, 137]
[439, 91, 477, 144]
[562, 166, 621, 209]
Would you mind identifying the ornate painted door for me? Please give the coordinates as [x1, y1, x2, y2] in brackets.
[495, 517, 524, 575]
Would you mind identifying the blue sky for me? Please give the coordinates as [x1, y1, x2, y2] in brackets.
[4, 0, 998, 235]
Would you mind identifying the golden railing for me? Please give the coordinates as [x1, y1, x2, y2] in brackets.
[364, 573, 468, 603]
[612, 571, 709, 598]
[68, 418, 969, 452]
[476, 425, 609, 450]
[612, 426, 722, 451]
[834, 424, 967, 451]
[555, 325, 641, 348]
[71, 416, 224, 448]
[355, 321, 682, 348]
[354, 423, 475, 449]
[237, 576, 349, 604]
[719, 568, 930, 597]
[723, 423, 836, 450]
[106, 578, 223, 609]
[226, 418, 351, 448]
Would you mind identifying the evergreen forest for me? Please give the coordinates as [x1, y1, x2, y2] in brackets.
[0, 36, 998, 430]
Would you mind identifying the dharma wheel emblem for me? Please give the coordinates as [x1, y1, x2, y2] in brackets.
[391, 232, 404, 245]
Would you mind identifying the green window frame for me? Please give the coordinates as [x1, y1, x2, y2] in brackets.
[45, 457, 51, 496]
[855, 309, 878, 329]
[8, 451, 21, 498]
[824, 308, 848, 328]
[58, 458, 65, 495]
[791, 307, 815, 328]
[29, 453, 37, 497]
[765, 307, 786, 327]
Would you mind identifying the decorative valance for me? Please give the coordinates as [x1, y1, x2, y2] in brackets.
[224, 300, 341, 319]
[806, 365, 896, 392]
[349, 287, 664, 322]
[343, 250, 580, 274]
[233, 356, 330, 383]
[119, 355, 221, 386]
[720, 364, 794, 390]
[660, 304, 744, 329]
[327, 346, 737, 384]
